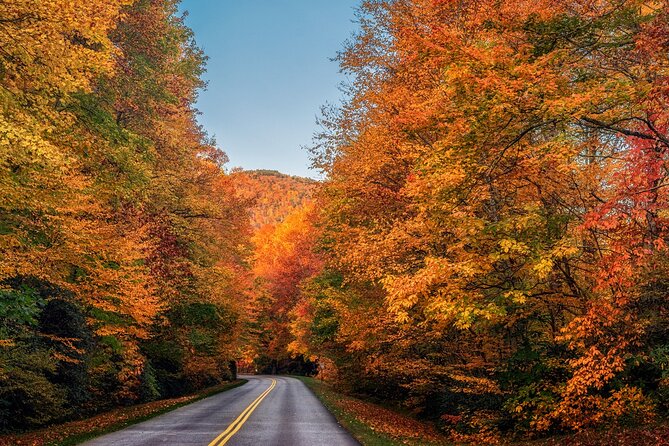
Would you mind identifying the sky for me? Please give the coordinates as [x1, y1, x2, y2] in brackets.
[178, 0, 360, 178]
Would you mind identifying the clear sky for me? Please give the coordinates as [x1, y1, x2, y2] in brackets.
[178, 0, 360, 178]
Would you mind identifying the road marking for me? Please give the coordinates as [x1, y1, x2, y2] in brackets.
[208, 379, 277, 446]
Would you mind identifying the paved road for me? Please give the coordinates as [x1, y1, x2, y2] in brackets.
[82, 375, 359, 446]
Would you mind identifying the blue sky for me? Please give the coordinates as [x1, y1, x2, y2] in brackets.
[178, 1, 360, 178]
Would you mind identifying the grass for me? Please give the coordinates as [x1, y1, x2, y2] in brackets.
[295, 376, 450, 446]
[0, 379, 247, 446]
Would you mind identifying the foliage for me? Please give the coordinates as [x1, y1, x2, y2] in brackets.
[244, 201, 323, 374]
[232, 169, 317, 229]
[287, 0, 669, 442]
[0, 0, 250, 432]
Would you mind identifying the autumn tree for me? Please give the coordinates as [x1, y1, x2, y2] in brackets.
[0, 0, 161, 424]
[0, 0, 251, 430]
[107, 0, 251, 393]
[246, 203, 322, 374]
[232, 170, 317, 229]
[307, 0, 669, 440]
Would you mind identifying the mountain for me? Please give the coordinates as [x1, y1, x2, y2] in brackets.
[232, 169, 318, 230]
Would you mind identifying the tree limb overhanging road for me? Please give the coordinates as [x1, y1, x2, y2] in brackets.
[82, 376, 360, 446]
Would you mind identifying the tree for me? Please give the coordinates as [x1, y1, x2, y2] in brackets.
[247, 204, 322, 374]
[0, 0, 252, 430]
[307, 0, 669, 439]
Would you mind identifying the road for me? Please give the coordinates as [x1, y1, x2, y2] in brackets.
[82, 375, 359, 446]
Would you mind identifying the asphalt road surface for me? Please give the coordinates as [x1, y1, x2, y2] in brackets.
[82, 375, 359, 446]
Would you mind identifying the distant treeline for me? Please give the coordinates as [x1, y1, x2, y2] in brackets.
[232, 169, 317, 229]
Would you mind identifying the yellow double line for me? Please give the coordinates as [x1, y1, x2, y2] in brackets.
[208, 379, 277, 446]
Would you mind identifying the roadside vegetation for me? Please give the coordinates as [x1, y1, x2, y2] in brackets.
[297, 376, 449, 446]
[0, 0, 249, 435]
[300, 377, 669, 446]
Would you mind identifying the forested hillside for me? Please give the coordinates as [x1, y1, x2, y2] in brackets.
[0, 0, 250, 431]
[231, 170, 317, 229]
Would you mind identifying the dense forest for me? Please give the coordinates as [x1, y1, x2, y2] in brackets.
[4, 0, 669, 444]
[242, 173, 320, 375]
[250, 0, 669, 443]
[0, 0, 250, 431]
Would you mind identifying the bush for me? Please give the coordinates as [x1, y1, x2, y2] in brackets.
[0, 348, 68, 431]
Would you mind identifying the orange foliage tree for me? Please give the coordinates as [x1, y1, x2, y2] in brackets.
[303, 0, 669, 440]
[246, 203, 323, 373]
[0, 0, 251, 429]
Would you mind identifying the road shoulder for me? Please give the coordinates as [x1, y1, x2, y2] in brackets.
[295, 376, 449, 446]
